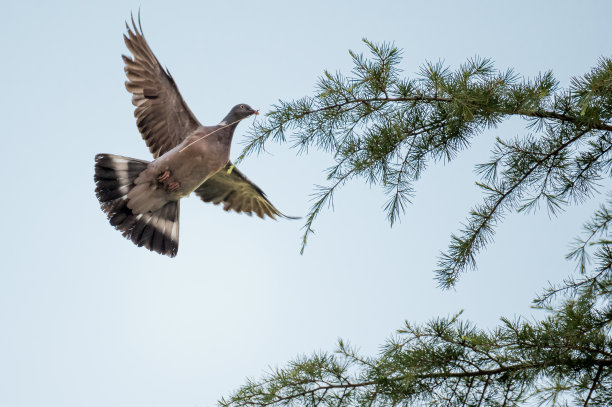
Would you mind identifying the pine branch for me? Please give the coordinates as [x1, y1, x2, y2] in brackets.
[584, 365, 605, 406]
[301, 96, 612, 132]
[237, 40, 612, 287]
[300, 169, 356, 254]
[221, 312, 612, 407]
[436, 128, 592, 288]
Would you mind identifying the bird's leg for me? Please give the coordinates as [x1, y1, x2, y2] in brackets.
[157, 169, 180, 191]
[166, 181, 180, 192]
[158, 170, 171, 182]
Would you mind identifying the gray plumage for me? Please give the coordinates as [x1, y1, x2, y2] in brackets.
[94, 15, 293, 257]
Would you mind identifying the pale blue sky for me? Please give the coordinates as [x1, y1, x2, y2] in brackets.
[1, 1, 611, 406]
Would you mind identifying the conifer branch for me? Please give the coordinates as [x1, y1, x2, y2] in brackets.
[239, 39, 612, 287]
[584, 364, 605, 406]
[224, 41, 612, 407]
[303, 97, 612, 132]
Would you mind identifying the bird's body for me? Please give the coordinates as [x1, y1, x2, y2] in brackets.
[127, 125, 232, 213]
[94, 15, 293, 257]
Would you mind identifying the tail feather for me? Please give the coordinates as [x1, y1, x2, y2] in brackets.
[94, 153, 180, 257]
[151, 214, 165, 253]
[151, 202, 180, 255]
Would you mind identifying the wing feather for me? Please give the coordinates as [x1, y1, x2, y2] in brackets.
[194, 163, 296, 220]
[123, 14, 201, 158]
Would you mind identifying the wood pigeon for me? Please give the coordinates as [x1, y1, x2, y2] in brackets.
[94, 15, 294, 257]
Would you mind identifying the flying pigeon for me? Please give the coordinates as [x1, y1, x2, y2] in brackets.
[94, 15, 293, 257]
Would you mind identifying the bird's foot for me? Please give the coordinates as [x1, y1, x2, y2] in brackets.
[157, 170, 171, 182]
[166, 181, 180, 192]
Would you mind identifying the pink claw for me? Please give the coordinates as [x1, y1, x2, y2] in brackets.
[167, 181, 180, 192]
[158, 170, 171, 182]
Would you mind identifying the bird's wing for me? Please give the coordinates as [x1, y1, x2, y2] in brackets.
[194, 162, 295, 219]
[123, 14, 201, 158]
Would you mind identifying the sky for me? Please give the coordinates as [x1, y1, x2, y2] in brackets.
[1, 1, 611, 406]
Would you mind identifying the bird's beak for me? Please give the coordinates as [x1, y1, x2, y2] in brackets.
[253, 109, 259, 116]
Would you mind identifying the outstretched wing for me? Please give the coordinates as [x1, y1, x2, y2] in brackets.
[123, 14, 201, 158]
[195, 163, 295, 219]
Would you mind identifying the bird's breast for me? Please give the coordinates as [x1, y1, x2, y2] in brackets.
[172, 138, 229, 191]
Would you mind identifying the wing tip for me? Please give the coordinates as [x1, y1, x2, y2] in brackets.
[126, 9, 144, 38]
[281, 214, 301, 220]
[130, 12, 138, 35]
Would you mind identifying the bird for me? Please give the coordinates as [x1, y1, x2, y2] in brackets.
[94, 15, 294, 257]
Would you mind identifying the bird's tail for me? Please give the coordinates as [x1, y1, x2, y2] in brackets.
[94, 153, 180, 257]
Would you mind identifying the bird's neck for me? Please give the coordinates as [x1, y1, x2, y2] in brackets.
[218, 112, 248, 145]
[216, 118, 239, 146]
[220, 112, 242, 128]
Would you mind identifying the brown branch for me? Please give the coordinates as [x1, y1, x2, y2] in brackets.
[302, 96, 612, 132]
[405, 358, 612, 381]
[305, 96, 453, 115]
[584, 364, 604, 406]
[476, 375, 490, 407]
[462, 377, 475, 407]
[444, 127, 591, 276]
[254, 359, 612, 407]
[536, 268, 611, 305]
[270, 381, 376, 403]
[501, 380, 512, 407]
[366, 390, 378, 407]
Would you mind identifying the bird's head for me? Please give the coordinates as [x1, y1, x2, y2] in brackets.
[230, 103, 259, 120]
[221, 104, 259, 128]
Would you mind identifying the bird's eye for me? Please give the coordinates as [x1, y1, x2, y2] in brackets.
[240, 104, 245, 109]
